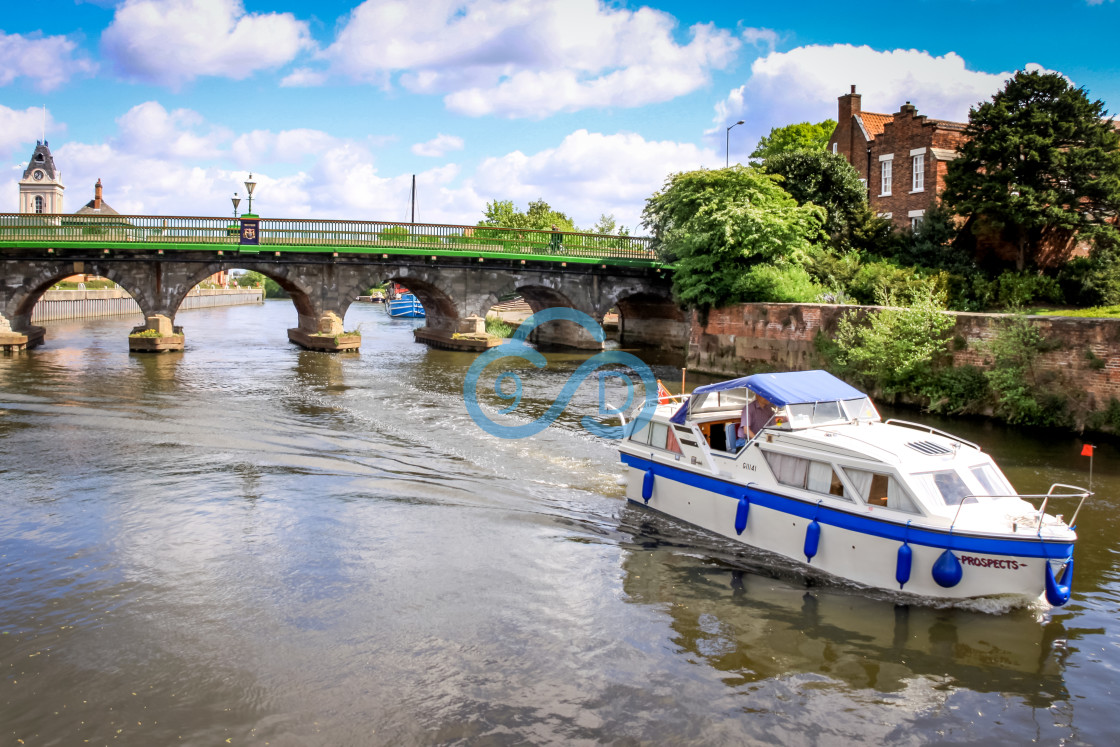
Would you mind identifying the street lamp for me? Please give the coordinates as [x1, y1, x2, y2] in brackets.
[231, 192, 240, 219]
[244, 173, 257, 215]
[726, 120, 745, 168]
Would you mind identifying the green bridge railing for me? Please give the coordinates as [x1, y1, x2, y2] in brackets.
[0, 213, 659, 267]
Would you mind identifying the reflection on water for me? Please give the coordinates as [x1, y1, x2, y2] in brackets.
[1, 301, 1118, 744]
[619, 506, 1070, 702]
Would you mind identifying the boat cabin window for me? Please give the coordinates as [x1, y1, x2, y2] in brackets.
[628, 418, 652, 445]
[763, 452, 851, 502]
[840, 397, 879, 422]
[969, 463, 1014, 497]
[842, 468, 921, 513]
[648, 422, 682, 454]
[913, 469, 975, 507]
[769, 397, 880, 431]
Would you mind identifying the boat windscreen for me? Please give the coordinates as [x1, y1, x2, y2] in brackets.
[688, 388, 748, 415]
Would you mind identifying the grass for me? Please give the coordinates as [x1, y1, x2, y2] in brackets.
[129, 329, 182, 338]
[485, 314, 514, 337]
[1032, 306, 1120, 318]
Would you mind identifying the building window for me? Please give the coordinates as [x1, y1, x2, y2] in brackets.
[832, 142, 838, 154]
[912, 155, 925, 192]
[908, 209, 925, 230]
[879, 154, 893, 196]
[34, 196, 43, 214]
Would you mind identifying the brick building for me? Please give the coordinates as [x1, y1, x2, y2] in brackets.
[827, 85, 967, 231]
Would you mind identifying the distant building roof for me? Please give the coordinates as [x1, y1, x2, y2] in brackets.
[74, 200, 119, 216]
[74, 179, 119, 216]
[22, 141, 58, 181]
[929, 119, 968, 131]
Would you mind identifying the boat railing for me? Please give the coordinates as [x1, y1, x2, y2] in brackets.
[619, 393, 688, 427]
[883, 419, 980, 451]
[947, 483, 1092, 532]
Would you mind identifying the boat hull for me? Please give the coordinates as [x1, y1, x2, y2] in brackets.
[621, 453, 1073, 603]
[386, 295, 425, 318]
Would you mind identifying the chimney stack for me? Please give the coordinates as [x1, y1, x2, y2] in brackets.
[94, 178, 102, 210]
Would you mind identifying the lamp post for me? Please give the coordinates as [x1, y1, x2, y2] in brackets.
[244, 173, 257, 215]
[726, 120, 745, 168]
[231, 192, 240, 219]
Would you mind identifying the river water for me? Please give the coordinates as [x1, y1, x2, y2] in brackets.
[2, 300, 1118, 746]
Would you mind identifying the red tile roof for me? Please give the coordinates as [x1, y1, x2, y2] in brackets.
[857, 112, 892, 138]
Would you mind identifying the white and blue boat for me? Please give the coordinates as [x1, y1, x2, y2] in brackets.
[386, 293, 425, 318]
[619, 370, 1089, 606]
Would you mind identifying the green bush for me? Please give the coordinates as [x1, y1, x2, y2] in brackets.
[741, 264, 824, 302]
[923, 365, 991, 415]
[994, 271, 1063, 308]
[983, 315, 1069, 426]
[831, 289, 954, 396]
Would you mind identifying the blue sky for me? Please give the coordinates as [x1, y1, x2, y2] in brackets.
[2, 0, 1117, 231]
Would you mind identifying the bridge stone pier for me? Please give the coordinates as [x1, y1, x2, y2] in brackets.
[1, 251, 687, 353]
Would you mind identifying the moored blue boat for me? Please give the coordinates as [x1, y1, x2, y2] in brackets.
[386, 293, 425, 318]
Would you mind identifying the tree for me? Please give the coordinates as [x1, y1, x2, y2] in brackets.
[750, 119, 837, 161]
[942, 69, 1120, 271]
[641, 166, 825, 309]
[479, 199, 577, 231]
[762, 150, 868, 243]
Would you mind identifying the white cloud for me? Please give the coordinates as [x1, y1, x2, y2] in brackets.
[470, 129, 716, 230]
[0, 105, 63, 159]
[325, 0, 739, 118]
[280, 67, 328, 87]
[114, 101, 229, 159]
[101, 0, 312, 87]
[412, 133, 465, 157]
[740, 27, 778, 54]
[230, 128, 342, 168]
[712, 44, 1016, 160]
[0, 31, 97, 90]
[5, 100, 703, 232]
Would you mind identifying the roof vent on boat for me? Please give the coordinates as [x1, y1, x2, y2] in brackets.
[906, 440, 953, 456]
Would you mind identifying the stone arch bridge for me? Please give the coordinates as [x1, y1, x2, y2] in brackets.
[0, 213, 687, 353]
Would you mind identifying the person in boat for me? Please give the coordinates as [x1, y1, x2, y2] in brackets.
[735, 393, 774, 449]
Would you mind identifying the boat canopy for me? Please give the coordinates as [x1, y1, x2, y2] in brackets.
[671, 370, 870, 425]
[693, 370, 865, 406]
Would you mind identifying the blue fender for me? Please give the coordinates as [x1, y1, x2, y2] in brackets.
[804, 520, 821, 562]
[896, 542, 913, 589]
[1044, 558, 1074, 607]
[734, 494, 750, 535]
[932, 549, 963, 588]
[641, 469, 654, 503]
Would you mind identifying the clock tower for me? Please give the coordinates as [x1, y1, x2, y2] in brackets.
[19, 141, 64, 214]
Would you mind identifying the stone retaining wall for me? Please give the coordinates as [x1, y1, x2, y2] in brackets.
[686, 303, 1120, 410]
[31, 287, 263, 322]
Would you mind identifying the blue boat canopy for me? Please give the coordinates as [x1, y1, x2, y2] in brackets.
[690, 370, 866, 407]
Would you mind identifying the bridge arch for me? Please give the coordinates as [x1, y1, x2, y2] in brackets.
[374, 270, 460, 333]
[611, 290, 689, 349]
[1, 260, 149, 334]
[173, 262, 316, 327]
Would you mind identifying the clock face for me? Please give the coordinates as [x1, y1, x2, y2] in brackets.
[33, 170, 44, 181]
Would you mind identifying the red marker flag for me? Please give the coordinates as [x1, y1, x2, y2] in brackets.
[657, 379, 671, 405]
[1081, 444, 1095, 457]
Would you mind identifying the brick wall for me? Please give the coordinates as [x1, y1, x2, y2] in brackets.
[686, 303, 1120, 410]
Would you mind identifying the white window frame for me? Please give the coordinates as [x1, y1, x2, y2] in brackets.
[910, 147, 926, 192]
[832, 142, 838, 154]
[34, 196, 44, 214]
[879, 154, 893, 196]
[908, 209, 925, 230]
